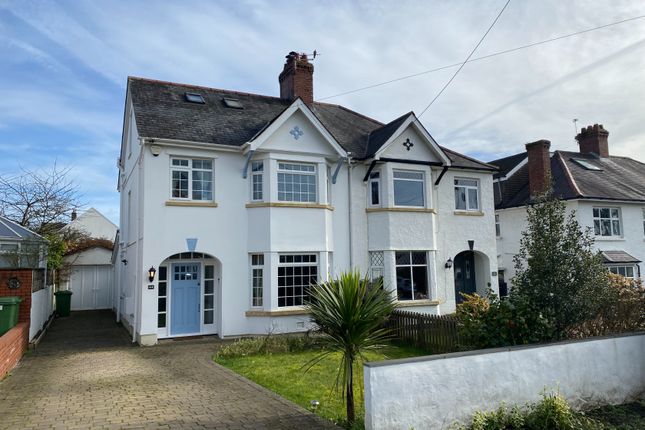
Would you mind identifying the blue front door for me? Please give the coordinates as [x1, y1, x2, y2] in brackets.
[171, 263, 201, 335]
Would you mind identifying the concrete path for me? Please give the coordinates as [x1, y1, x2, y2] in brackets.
[0, 311, 336, 429]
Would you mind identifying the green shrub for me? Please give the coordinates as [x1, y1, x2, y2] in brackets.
[469, 404, 524, 430]
[567, 274, 645, 338]
[215, 333, 322, 359]
[459, 391, 603, 430]
[456, 292, 553, 350]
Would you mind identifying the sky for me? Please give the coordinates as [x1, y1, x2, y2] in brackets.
[1, 0, 644, 224]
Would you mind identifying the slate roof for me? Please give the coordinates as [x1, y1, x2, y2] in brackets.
[489, 149, 645, 209]
[601, 250, 641, 264]
[128, 77, 494, 171]
[0, 216, 43, 241]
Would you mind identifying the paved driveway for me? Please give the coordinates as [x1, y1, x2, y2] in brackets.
[0, 311, 336, 430]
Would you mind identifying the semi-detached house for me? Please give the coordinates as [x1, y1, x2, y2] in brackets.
[491, 124, 645, 292]
[116, 52, 499, 345]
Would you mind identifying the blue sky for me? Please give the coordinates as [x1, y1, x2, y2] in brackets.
[1, 0, 644, 224]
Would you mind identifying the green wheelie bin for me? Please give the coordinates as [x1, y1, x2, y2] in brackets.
[0, 296, 22, 336]
[54, 290, 73, 317]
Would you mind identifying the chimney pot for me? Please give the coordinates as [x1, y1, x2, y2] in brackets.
[525, 139, 551, 197]
[576, 123, 609, 158]
[279, 51, 314, 105]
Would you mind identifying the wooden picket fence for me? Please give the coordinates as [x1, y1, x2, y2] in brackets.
[386, 310, 460, 354]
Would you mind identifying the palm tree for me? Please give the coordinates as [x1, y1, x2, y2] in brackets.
[305, 271, 396, 426]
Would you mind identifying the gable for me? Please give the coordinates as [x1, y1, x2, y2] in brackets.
[380, 124, 442, 163]
[259, 110, 339, 156]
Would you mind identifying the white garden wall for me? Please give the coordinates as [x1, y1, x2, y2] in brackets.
[364, 333, 645, 430]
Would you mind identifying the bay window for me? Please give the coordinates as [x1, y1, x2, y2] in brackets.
[277, 162, 317, 203]
[251, 161, 264, 201]
[393, 170, 424, 207]
[250, 254, 264, 307]
[608, 265, 635, 279]
[277, 254, 318, 307]
[395, 251, 429, 301]
[369, 172, 380, 206]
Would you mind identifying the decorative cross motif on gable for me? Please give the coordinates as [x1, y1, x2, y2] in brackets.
[290, 126, 304, 140]
[402, 138, 414, 151]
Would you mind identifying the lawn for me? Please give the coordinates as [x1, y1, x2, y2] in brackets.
[215, 343, 426, 428]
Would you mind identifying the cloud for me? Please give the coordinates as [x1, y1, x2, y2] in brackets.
[1, 0, 644, 225]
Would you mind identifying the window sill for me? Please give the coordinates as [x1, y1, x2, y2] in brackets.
[366, 207, 436, 214]
[165, 200, 218, 207]
[246, 202, 333, 211]
[594, 237, 625, 242]
[396, 300, 441, 308]
[245, 308, 310, 317]
[454, 210, 484, 216]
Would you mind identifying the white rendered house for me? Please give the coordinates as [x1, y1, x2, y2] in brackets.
[116, 52, 499, 345]
[490, 124, 645, 293]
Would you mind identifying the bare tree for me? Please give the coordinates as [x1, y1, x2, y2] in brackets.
[0, 164, 84, 235]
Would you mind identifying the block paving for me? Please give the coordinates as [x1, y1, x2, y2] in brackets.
[0, 311, 336, 429]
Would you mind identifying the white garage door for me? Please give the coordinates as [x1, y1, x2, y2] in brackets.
[69, 265, 114, 310]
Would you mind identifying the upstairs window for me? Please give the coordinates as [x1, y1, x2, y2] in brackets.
[593, 207, 621, 237]
[171, 158, 213, 201]
[393, 170, 424, 207]
[495, 214, 501, 237]
[642, 208, 645, 236]
[278, 162, 316, 203]
[368, 172, 380, 206]
[251, 161, 264, 201]
[455, 178, 479, 211]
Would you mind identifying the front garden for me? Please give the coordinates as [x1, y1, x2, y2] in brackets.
[214, 336, 425, 428]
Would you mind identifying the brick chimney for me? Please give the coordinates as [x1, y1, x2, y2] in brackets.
[71, 210, 77, 221]
[576, 124, 609, 158]
[525, 139, 551, 197]
[279, 51, 314, 105]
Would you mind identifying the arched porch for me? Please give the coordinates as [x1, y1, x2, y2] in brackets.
[453, 250, 491, 304]
[156, 251, 221, 338]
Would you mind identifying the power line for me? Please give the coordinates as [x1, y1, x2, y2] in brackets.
[316, 12, 645, 102]
[418, 0, 511, 117]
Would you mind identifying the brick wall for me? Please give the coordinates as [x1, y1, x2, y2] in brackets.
[0, 269, 33, 325]
[0, 322, 28, 379]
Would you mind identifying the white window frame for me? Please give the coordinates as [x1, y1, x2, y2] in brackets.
[203, 264, 216, 325]
[495, 214, 501, 237]
[277, 253, 318, 308]
[607, 265, 636, 279]
[369, 251, 384, 281]
[250, 254, 264, 308]
[368, 171, 381, 207]
[593, 207, 622, 237]
[170, 157, 214, 201]
[454, 178, 480, 211]
[642, 208, 645, 237]
[392, 169, 425, 208]
[251, 161, 264, 202]
[394, 251, 430, 301]
[157, 266, 168, 329]
[277, 162, 317, 203]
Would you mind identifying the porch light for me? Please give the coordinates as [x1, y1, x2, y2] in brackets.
[445, 258, 453, 269]
[148, 266, 157, 282]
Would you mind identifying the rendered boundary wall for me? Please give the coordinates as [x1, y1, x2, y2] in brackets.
[364, 333, 645, 430]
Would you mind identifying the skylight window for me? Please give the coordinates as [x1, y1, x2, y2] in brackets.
[571, 158, 602, 171]
[223, 98, 243, 109]
[185, 92, 205, 104]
